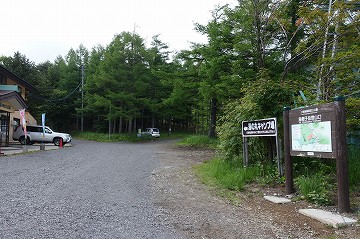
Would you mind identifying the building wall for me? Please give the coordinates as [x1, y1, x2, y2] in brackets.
[9, 111, 37, 143]
[0, 67, 36, 144]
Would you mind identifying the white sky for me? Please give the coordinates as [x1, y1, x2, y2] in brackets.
[2, 0, 237, 64]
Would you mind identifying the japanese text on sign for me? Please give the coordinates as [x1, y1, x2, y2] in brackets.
[242, 118, 277, 137]
[298, 114, 322, 124]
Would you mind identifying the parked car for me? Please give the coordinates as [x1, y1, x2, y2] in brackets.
[141, 128, 160, 138]
[13, 125, 72, 146]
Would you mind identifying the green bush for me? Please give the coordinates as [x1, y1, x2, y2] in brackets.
[292, 157, 335, 178]
[217, 72, 294, 162]
[295, 173, 333, 205]
[255, 162, 285, 186]
[291, 145, 360, 204]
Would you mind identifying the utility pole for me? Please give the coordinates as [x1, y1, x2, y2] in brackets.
[81, 63, 84, 132]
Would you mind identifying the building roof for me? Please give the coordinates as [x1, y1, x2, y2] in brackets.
[0, 91, 28, 110]
[0, 64, 37, 92]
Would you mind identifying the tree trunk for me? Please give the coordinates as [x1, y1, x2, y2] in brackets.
[317, 0, 333, 100]
[253, 1, 265, 69]
[128, 119, 132, 134]
[208, 98, 217, 138]
[133, 118, 137, 133]
[111, 119, 115, 134]
[118, 117, 123, 133]
[152, 113, 155, 128]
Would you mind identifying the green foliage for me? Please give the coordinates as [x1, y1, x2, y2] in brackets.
[218, 71, 294, 161]
[291, 145, 360, 205]
[292, 158, 335, 205]
[195, 158, 260, 191]
[177, 135, 219, 149]
[346, 98, 360, 131]
[292, 157, 335, 178]
[255, 162, 285, 186]
[295, 173, 333, 205]
[295, 0, 360, 101]
[348, 145, 360, 190]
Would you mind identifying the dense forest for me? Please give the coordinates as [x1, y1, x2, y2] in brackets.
[1, 0, 359, 157]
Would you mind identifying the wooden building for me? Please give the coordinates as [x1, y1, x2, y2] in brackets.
[0, 64, 37, 145]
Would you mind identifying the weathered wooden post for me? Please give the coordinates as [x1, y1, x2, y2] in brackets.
[334, 96, 350, 213]
[276, 135, 283, 176]
[283, 106, 294, 194]
[243, 137, 249, 167]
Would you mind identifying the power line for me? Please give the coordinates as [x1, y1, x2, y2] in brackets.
[28, 81, 82, 103]
[344, 89, 360, 98]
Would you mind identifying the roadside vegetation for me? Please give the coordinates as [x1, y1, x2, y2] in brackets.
[177, 135, 219, 150]
[73, 131, 193, 142]
[187, 134, 360, 210]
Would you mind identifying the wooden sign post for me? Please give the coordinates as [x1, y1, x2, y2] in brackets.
[283, 97, 350, 213]
[334, 96, 350, 213]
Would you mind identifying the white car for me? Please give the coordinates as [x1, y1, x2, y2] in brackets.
[141, 128, 160, 138]
[13, 125, 72, 146]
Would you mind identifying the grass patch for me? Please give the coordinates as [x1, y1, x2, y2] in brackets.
[194, 158, 260, 191]
[178, 135, 219, 149]
[73, 132, 142, 142]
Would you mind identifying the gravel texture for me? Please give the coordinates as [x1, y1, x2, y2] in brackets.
[0, 140, 183, 238]
[0, 139, 358, 238]
[151, 143, 359, 239]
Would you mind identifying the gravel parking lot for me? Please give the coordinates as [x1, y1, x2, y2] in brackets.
[0, 140, 358, 238]
[0, 140, 183, 238]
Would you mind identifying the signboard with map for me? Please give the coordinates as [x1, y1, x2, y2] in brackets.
[289, 103, 336, 158]
[284, 98, 350, 213]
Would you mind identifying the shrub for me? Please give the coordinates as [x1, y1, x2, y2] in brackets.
[295, 172, 333, 205]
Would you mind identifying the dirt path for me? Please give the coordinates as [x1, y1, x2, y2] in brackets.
[152, 144, 359, 239]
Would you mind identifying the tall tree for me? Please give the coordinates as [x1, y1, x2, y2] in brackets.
[193, 4, 236, 138]
[85, 31, 153, 133]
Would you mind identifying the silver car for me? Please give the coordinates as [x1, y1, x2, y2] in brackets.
[13, 125, 72, 146]
[141, 128, 160, 138]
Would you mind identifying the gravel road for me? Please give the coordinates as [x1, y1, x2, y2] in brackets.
[0, 140, 358, 238]
[0, 140, 183, 238]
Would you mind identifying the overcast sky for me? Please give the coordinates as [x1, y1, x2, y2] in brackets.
[2, 0, 237, 64]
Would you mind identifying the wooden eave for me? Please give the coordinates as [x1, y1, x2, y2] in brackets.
[0, 64, 37, 93]
[0, 91, 28, 110]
